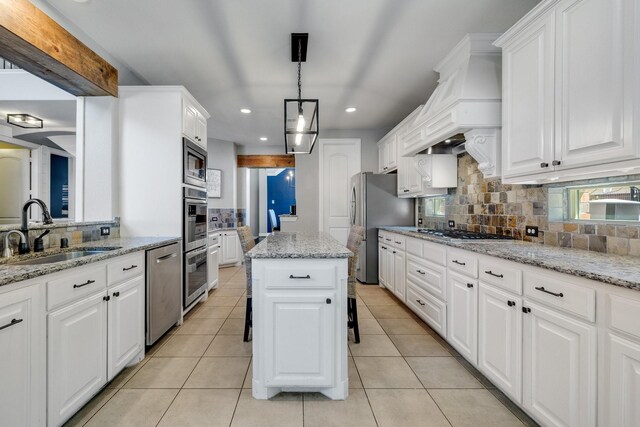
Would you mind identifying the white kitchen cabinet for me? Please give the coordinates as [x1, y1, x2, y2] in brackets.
[478, 283, 522, 403]
[48, 291, 108, 427]
[522, 300, 596, 427]
[384, 244, 395, 294]
[392, 248, 405, 302]
[263, 293, 336, 387]
[377, 135, 397, 173]
[0, 283, 45, 427]
[447, 271, 478, 364]
[398, 154, 456, 198]
[377, 242, 388, 288]
[406, 282, 447, 338]
[196, 113, 208, 146]
[208, 238, 220, 290]
[604, 333, 640, 427]
[182, 98, 208, 148]
[107, 276, 145, 381]
[220, 230, 241, 266]
[497, 0, 640, 183]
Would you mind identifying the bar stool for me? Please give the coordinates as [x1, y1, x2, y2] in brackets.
[346, 225, 365, 343]
[236, 226, 256, 342]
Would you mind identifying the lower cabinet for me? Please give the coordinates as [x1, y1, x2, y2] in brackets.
[522, 300, 597, 427]
[478, 283, 522, 402]
[48, 291, 108, 427]
[220, 230, 241, 265]
[392, 249, 405, 302]
[447, 271, 478, 364]
[605, 333, 640, 427]
[263, 293, 336, 387]
[378, 243, 387, 288]
[208, 242, 220, 290]
[406, 282, 446, 337]
[0, 283, 45, 427]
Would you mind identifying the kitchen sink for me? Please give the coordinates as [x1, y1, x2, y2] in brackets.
[9, 248, 122, 265]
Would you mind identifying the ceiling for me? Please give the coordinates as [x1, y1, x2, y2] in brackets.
[41, 0, 539, 146]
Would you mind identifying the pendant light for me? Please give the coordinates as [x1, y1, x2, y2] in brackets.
[284, 33, 318, 154]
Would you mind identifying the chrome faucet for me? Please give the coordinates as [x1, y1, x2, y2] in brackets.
[20, 198, 54, 253]
[2, 230, 26, 258]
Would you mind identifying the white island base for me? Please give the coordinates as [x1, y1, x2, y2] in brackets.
[250, 257, 349, 400]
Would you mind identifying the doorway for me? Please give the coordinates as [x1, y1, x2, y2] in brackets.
[266, 168, 296, 233]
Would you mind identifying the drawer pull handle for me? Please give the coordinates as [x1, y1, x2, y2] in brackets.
[552, 160, 561, 166]
[535, 286, 564, 298]
[289, 275, 311, 279]
[452, 260, 466, 266]
[393, 251, 397, 254]
[540, 162, 549, 168]
[0, 318, 23, 331]
[485, 270, 503, 278]
[73, 279, 96, 289]
[385, 238, 391, 241]
[122, 265, 138, 271]
[416, 269, 426, 275]
[157, 253, 177, 263]
[507, 300, 515, 307]
[416, 299, 426, 306]
[395, 241, 402, 244]
[467, 283, 474, 288]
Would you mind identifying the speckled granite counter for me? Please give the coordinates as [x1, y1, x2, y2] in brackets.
[0, 236, 181, 287]
[380, 226, 640, 291]
[247, 232, 352, 259]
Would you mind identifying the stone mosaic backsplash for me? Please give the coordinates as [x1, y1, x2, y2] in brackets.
[418, 154, 640, 256]
[0, 220, 120, 254]
[208, 208, 245, 229]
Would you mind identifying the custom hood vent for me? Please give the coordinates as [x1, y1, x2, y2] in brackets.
[403, 34, 502, 178]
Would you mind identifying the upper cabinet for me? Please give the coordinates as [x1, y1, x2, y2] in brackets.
[377, 134, 398, 173]
[398, 155, 456, 198]
[182, 97, 208, 149]
[497, 0, 640, 183]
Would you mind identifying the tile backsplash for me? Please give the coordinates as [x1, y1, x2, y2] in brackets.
[418, 154, 640, 256]
[208, 208, 245, 229]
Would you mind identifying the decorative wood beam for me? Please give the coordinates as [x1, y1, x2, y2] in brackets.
[0, 0, 118, 97]
[237, 155, 295, 168]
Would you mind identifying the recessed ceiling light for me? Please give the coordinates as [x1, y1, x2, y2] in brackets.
[345, 107, 357, 113]
[260, 137, 268, 141]
[240, 108, 252, 114]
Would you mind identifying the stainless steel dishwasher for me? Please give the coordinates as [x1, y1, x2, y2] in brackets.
[146, 242, 181, 345]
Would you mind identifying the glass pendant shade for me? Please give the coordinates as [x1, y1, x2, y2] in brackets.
[284, 99, 318, 154]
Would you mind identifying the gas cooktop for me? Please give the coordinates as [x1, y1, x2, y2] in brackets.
[416, 228, 515, 240]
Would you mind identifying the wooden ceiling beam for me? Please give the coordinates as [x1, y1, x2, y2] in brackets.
[0, 0, 118, 97]
[237, 155, 295, 168]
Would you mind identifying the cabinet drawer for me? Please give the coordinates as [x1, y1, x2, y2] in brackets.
[406, 238, 447, 266]
[406, 237, 423, 257]
[107, 252, 145, 286]
[479, 257, 522, 295]
[523, 271, 595, 322]
[390, 234, 406, 250]
[406, 254, 446, 301]
[263, 264, 339, 289]
[406, 283, 446, 337]
[607, 294, 640, 340]
[447, 248, 478, 278]
[380, 232, 393, 246]
[47, 265, 107, 311]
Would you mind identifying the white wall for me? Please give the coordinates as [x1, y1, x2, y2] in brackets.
[207, 138, 237, 209]
[236, 145, 284, 155]
[294, 128, 388, 231]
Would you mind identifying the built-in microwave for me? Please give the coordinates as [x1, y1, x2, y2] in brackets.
[183, 138, 207, 188]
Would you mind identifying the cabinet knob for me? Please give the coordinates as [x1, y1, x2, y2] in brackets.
[326, 298, 332, 304]
[113, 292, 120, 298]
[540, 162, 549, 168]
[467, 283, 474, 288]
[552, 160, 561, 166]
[103, 295, 111, 302]
[522, 307, 531, 314]
[507, 300, 515, 307]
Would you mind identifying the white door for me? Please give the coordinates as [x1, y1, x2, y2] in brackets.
[222, 232, 239, 264]
[406, 157, 423, 194]
[447, 272, 478, 364]
[208, 245, 220, 290]
[501, 13, 555, 178]
[377, 144, 385, 173]
[0, 148, 30, 224]
[182, 102, 198, 142]
[478, 283, 522, 403]
[319, 139, 361, 245]
[48, 292, 108, 427]
[385, 246, 395, 294]
[264, 293, 335, 387]
[107, 276, 144, 381]
[196, 114, 207, 146]
[387, 136, 397, 170]
[0, 284, 45, 427]
[605, 333, 640, 427]
[393, 249, 405, 302]
[554, 0, 636, 168]
[522, 300, 597, 427]
[378, 244, 386, 287]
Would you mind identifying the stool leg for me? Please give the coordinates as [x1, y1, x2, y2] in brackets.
[350, 297, 360, 344]
[243, 297, 252, 342]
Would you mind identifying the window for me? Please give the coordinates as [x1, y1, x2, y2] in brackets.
[564, 183, 640, 222]
[420, 196, 447, 217]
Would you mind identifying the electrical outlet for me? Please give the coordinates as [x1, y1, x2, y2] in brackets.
[525, 226, 539, 237]
[212, 216, 218, 222]
[417, 218, 423, 225]
[100, 226, 110, 236]
[448, 220, 455, 228]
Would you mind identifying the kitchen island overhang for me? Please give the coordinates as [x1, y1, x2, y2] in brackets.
[247, 232, 352, 400]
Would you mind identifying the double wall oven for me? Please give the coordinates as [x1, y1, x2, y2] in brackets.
[183, 139, 208, 308]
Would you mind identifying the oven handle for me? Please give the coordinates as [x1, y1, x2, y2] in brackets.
[184, 198, 207, 204]
[187, 247, 208, 259]
[156, 253, 178, 263]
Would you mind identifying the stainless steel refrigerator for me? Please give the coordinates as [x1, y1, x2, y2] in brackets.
[350, 172, 414, 283]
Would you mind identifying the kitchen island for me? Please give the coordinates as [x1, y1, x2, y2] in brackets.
[247, 232, 352, 400]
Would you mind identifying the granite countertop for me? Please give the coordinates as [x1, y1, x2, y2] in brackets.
[247, 232, 352, 259]
[0, 236, 181, 287]
[380, 226, 640, 291]
[0, 219, 119, 233]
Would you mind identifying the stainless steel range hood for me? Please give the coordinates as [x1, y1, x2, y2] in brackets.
[402, 34, 503, 178]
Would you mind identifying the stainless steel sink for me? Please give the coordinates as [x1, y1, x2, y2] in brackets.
[9, 248, 121, 265]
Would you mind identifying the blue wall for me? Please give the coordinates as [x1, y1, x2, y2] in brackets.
[50, 154, 69, 218]
[267, 168, 296, 232]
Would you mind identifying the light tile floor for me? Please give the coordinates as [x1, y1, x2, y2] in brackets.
[66, 265, 539, 427]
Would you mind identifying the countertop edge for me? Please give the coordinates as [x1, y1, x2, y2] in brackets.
[379, 227, 640, 291]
